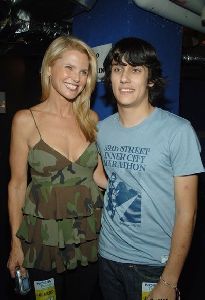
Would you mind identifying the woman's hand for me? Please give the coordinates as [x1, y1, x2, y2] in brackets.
[7, 240, 26, 278]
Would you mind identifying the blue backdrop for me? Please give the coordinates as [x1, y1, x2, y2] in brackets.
[73, 0, 182, 119]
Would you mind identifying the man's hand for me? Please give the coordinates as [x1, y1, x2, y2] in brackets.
[147, 281, 176, 300]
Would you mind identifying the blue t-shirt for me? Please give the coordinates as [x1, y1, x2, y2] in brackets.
[97, 107, 204, 266]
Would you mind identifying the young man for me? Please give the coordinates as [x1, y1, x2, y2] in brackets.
[97, 37, 204, 300]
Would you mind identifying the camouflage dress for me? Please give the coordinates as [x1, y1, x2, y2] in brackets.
[17, 111, 103, 273]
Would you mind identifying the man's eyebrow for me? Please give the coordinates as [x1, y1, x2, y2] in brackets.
[111, 61, 127, 66]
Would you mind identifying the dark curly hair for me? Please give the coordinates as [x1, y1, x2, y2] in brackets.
[103, 37, 166, 105]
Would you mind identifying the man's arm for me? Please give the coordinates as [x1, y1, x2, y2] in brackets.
[148, 175, 198, 300]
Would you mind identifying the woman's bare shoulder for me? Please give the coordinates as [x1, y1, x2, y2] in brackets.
[89, 109, 99, 122]
[12, 109, 34, 138]
[13, 101, 45, 124]
[12, 109, 31, 124]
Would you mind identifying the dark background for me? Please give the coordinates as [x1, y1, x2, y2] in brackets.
[0, 1, 205, 299]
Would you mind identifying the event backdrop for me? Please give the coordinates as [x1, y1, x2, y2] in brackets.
[73, 0, 182, 119]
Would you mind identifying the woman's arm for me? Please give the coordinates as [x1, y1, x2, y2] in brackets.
[90, 109, 108, 190]
[93, 154, 108, 190]
[7, 110, 30, 278]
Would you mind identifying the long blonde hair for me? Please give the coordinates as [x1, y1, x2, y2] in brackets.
[40, 35, 97, 142]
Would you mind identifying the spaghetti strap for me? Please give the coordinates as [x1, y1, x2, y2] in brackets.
[29, 109, 42, 139]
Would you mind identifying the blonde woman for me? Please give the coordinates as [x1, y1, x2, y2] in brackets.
[7, 36, 106, 300]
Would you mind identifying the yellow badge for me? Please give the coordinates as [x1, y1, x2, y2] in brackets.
[34, 278, 56, 300]
[142, 282, 157, 300]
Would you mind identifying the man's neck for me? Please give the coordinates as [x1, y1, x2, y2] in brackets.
[118, 103, 155, 128]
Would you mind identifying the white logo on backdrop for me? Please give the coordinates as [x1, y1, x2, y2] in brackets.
[92, 43, 112, 82]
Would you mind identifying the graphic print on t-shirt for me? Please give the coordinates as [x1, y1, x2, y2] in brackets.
[103, 144, 150, 225]
[106, 172, 141, 224]
[103, 144, 150, 171]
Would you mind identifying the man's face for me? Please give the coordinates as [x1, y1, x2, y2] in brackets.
[110, 58, 153, 109]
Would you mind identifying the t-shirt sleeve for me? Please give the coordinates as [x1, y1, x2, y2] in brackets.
[170, 122, 204, 176]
